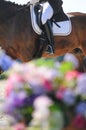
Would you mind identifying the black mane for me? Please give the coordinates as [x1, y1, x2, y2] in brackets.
[0, 0, 23, 22]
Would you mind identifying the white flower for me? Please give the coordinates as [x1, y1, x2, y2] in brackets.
[33, 95, 53, 110]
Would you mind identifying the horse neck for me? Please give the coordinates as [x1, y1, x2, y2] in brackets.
[0, 0, 32, 34]
[0, 0, 25, 23]
[0, 1, 37, 61]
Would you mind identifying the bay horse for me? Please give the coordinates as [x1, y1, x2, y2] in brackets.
[0, 0, 86, 72]
[0, 2, 86, 130]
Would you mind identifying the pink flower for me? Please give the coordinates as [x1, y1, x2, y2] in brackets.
[5, 74, 24, 97]
[43, 80, 53, 91]
[65, 70, 79, 81]
[56, 87, 66, 100]
[72, 114, 86, 129]
[13, 122, 26, 130]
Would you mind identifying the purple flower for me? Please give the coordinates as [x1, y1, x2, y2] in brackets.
[23, 94, 38, 106]
[5, 90, 27, 109]
[62, 89, 76, 105]
[75, 74, 86, 96]
[75, 102, 86, 117]
[12, 92, 27, 107]
[30, 84, 47, 95]
[0, 52, 15, 71]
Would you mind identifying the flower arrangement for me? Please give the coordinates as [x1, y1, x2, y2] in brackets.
[1, 49, 86, 130]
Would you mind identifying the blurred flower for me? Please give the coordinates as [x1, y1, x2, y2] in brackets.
[13, 122, 26, 130]
[75, 74, 86, 99]
[72, 114, 86, 129]
[65, 70, 79, 81]
[32, 95, 52, 123]
[75, 102, 86, 117]
[62, 89, 76, 106]
[5, 74, 25, 97]
[0, 49, 15, 71]
[63, 53, 79, 69]
[56, 87, 66, 100]
[1, 52, 86, 130]
[33, 95, 53, 110]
